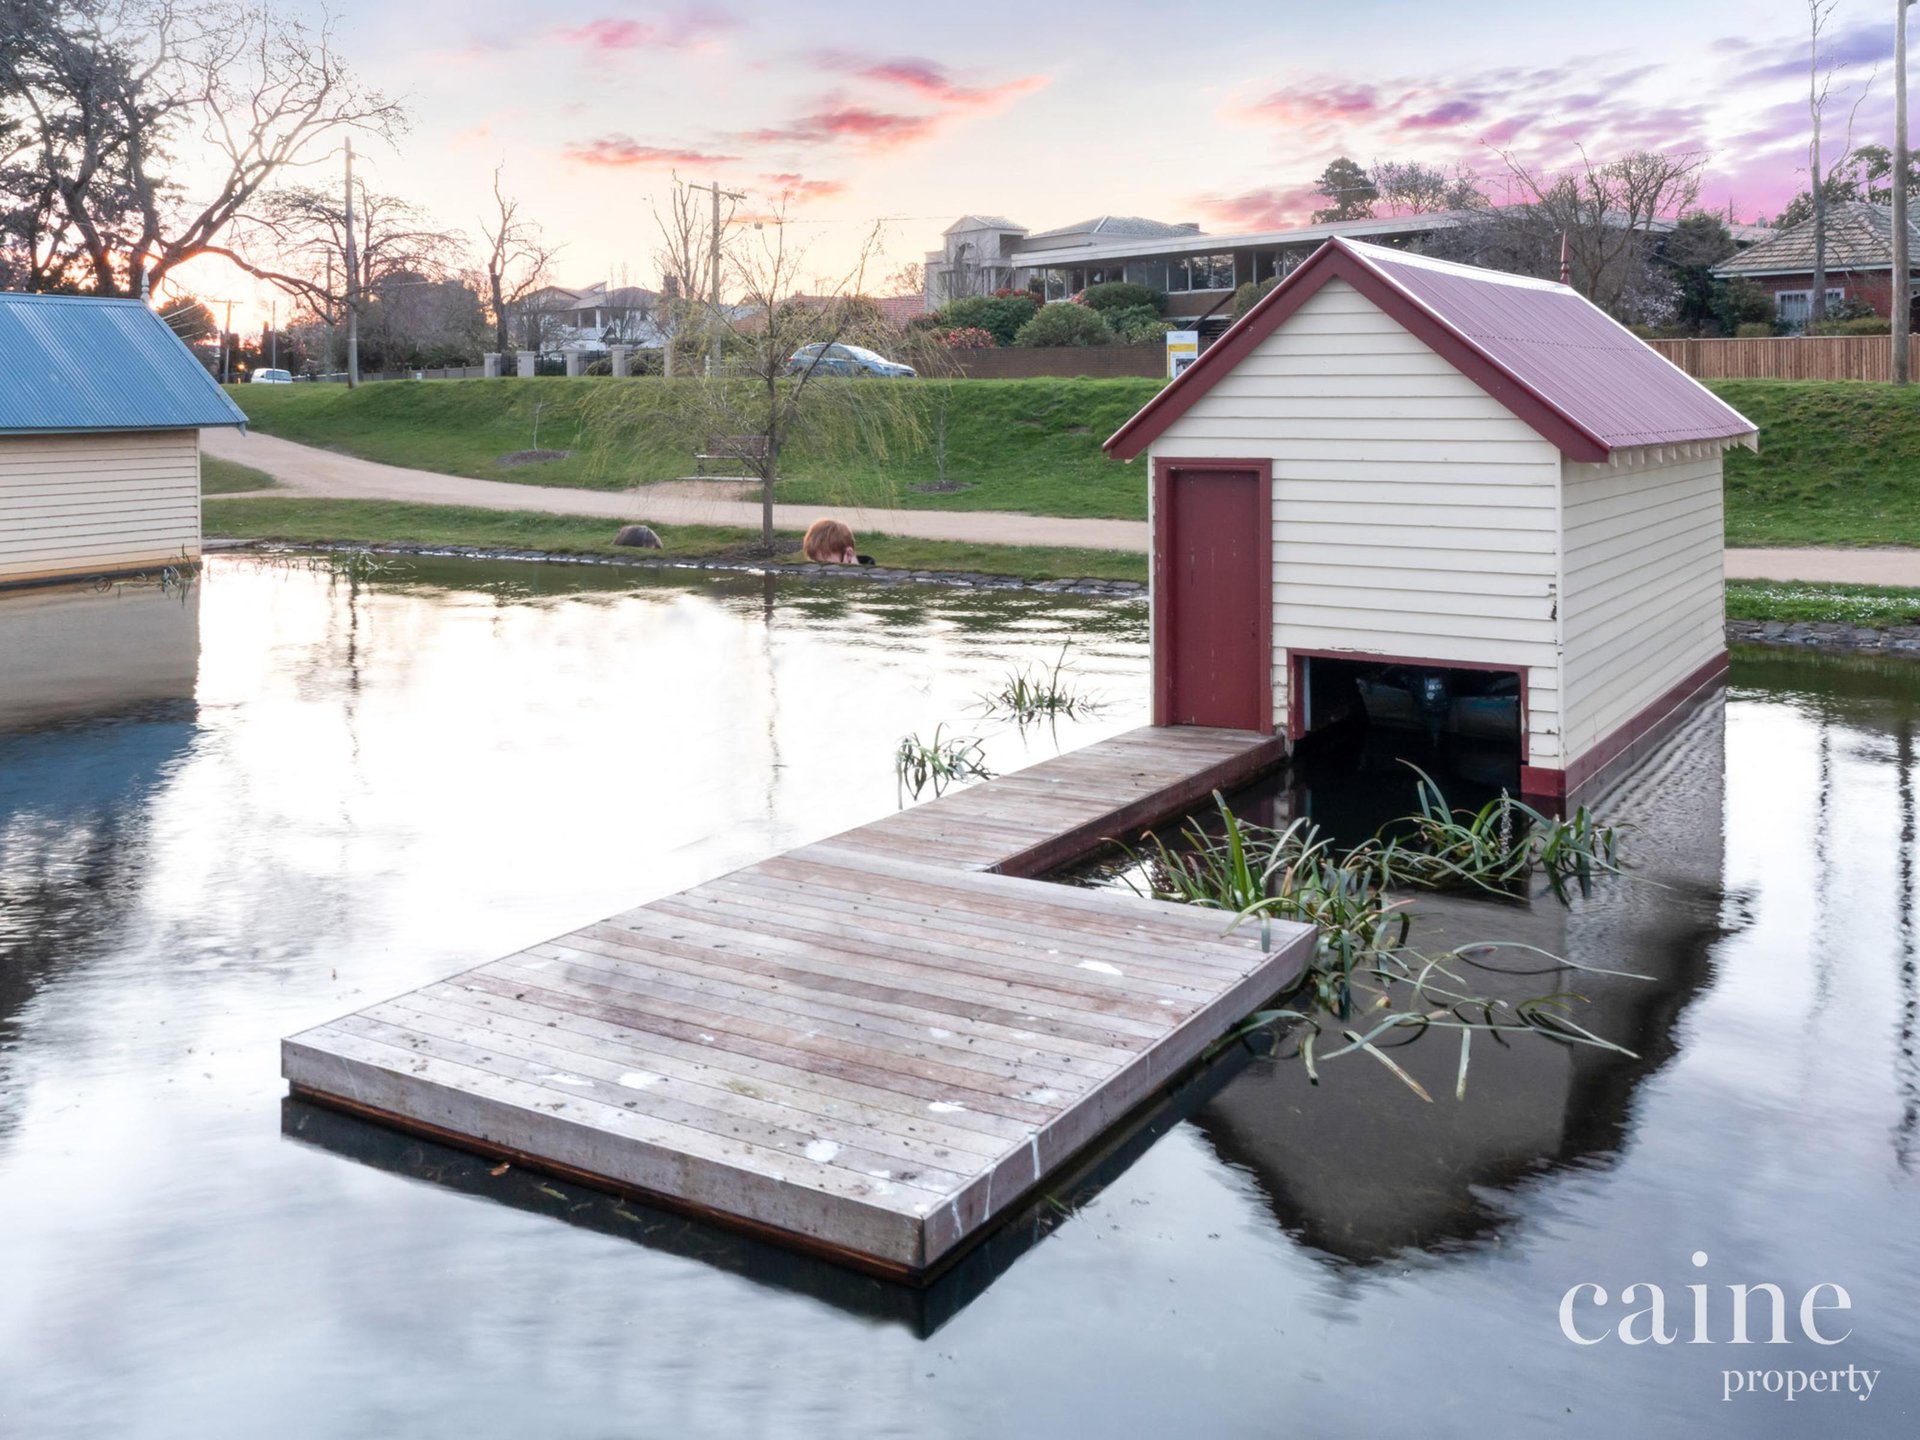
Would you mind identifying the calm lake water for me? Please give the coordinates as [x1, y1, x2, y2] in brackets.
[0, 557, 1914, 1438]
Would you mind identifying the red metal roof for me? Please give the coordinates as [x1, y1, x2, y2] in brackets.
[1105, 237, 1758, 463]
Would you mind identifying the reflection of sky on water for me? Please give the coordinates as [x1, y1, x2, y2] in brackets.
[0, 561, 1914, 1438]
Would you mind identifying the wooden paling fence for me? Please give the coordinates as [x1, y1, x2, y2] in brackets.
[1646, 336, 1920, 383]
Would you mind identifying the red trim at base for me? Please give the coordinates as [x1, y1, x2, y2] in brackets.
[1523, 650, 1730, 811]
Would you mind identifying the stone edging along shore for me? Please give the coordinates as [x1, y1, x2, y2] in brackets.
[207, 542, 1920, 653]
[1725, 618, 1920, 654]
[205, 538, 1147, 598]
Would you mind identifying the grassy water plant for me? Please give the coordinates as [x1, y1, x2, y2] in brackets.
[1124, 780, 1638, 1099]
[895, 724, 994, 799]
[978, 644, 1101, 726]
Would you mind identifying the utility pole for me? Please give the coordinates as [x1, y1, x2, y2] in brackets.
[680, 178, 744, 376]
[1898, 0, 1915, 384]
[344, 138, 360, 387]
[221, 298, 233, 384]
[270, 300, 278, 373]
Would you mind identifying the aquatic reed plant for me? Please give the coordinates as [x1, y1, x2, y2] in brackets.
[1126, 785, 1641, 1099]
[895, 724, 994, 799]
[978, 644, 1101, 726]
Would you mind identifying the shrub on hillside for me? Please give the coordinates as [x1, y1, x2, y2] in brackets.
[1079, 281, 1163, 314]
[935, 294, 1041, 346]
[937, 326, 997, 349]
[1734, 322, 1775, 338]
[1101, 304, 1175, 344]
[1013, 303, 1113, 347]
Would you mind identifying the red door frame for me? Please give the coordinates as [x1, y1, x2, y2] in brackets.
[1151, 457, 1274, 733]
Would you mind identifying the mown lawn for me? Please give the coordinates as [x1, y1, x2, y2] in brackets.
[200, 497, 1149, 584]
[200, 455, 277, 494]
[1715, 380, 1920, 546]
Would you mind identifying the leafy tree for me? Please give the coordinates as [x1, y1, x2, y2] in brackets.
[1078, 281, 1162, 314]
[1711, 277, 1775, 334]
[1663, 213, 1739, 334]
[1311, 157, 1377, 223]
[1013, 303, 1112, 347]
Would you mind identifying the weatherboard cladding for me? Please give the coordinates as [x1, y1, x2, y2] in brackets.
[0, 292, 247, 435]
[1106, 238, 1758, 461]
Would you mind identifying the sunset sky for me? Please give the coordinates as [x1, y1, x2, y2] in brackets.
[184, 0, 1900, 324]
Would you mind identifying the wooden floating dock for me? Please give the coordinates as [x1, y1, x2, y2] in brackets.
[283, 725, 1313, 1280]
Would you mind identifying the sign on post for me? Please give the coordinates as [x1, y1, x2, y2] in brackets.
[1166, 330, 1200, 379]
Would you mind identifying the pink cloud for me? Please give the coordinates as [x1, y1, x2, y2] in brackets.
[1194, 182, 1325, 230]
[551, 7, 737, 53]
[565, 135, 741, 168]
[761, 172, 847, 202]
[816, 52, 1049, 109]
[745, 106, 941, 151]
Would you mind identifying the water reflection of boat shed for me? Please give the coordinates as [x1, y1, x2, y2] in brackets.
[1193, 699, 1730, 1262]
[0, 291, 246, 588]
[1103, 238, 1759, 806]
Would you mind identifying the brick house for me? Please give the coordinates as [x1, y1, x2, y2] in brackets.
[1712, 200, 1920, 328]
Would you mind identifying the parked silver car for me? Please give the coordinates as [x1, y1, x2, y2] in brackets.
[248, 368, 294, 384]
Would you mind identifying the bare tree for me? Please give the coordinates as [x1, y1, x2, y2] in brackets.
[0, 0, 404, 296]
[1805, 0, 1878, 324]
[1492, 146, 1704, 316]
[649, 175, 734, 375]
[590, 205, 921, 553]
[235, 182, 459, 346]
[481, 165, 560, 354]
[1370, 160, 1487, 216]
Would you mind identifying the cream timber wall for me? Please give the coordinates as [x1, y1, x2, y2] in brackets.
[0, 429, 201, 587]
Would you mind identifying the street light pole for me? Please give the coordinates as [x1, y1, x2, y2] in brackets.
[344, 138, 360, 387]
[1897, 0, 1914, 384]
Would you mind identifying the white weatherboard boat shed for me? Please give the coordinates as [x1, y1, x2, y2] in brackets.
[1105, 237, 1758, 803]
[0, 291, 246, 588]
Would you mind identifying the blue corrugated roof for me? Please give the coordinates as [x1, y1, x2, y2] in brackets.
[0, 291, 248, 434]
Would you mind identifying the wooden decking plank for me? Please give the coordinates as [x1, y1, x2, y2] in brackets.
[741, 859, 1259, 977]
[643, 892, 1200, 1032]
[440, 974, 1041, 1149]
[502, 938, 1115, 1096]
[411, 983, 1021, 1161]
[478, 957, 1064, 1126]
[789, 841, 1256, 940]
[365, 995, 994, 1187]
[574, 908, 1156, 1055]
[710, 867, 1251, 992]
[511, 928, 1123, 1083]
[349, 1002, 980, 1194]
[529, 918, 1137, 1069]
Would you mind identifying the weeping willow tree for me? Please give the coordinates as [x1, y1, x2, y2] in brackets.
[585, 203, 933, 554]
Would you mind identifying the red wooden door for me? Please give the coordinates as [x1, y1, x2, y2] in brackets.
[1155, 463, 1270, 731]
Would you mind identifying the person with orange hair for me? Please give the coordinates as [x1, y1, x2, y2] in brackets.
[803, 518, 864, 565]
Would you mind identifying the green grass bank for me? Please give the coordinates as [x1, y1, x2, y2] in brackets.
[228, 376, 1920, 547]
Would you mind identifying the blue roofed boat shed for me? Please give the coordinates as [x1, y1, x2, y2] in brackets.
[0, 291, 246, 587]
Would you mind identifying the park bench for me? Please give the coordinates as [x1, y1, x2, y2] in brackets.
[695, 435, 769, 477]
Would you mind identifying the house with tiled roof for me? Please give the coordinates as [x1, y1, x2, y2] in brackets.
[1712, 200, 1920, 328]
